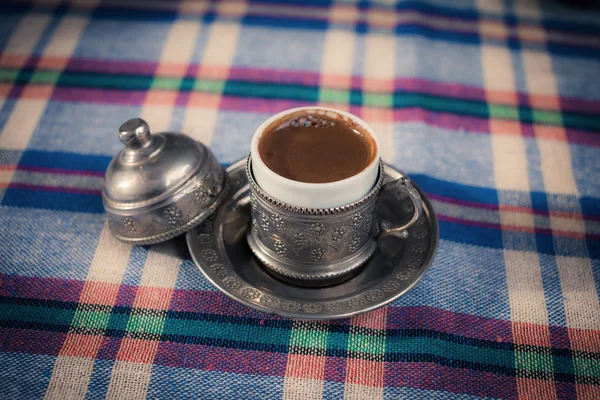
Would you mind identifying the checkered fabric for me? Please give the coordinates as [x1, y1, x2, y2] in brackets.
[0, 0, 598, 399]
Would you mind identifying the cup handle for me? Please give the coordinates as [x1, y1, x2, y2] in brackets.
[378, 175, 423, 239]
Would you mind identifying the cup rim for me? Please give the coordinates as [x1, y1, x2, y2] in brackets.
[250, 106, 381, 190]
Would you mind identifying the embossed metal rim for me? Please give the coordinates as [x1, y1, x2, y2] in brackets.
[246, 155, 385, 215]
[246, 231, 376, 281]
[112, 175, 229, 245]
[187, 158, 439, 320]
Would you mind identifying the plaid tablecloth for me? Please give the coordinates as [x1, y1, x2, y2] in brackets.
[1, 0, 599, 399]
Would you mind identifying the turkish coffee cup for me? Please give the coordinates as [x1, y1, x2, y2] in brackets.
[246, 106, 423, 286]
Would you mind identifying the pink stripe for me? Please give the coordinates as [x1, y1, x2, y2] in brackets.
[17, 165, 105, 177]
[384, 361, 518, 400]
[0, 328, 67, 356]
[8, 182, 101, 196]
[155, 342, 288, 376]
[0, 275, 85, 303]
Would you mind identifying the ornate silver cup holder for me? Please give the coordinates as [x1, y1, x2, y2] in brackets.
[186, 158, 438, 320]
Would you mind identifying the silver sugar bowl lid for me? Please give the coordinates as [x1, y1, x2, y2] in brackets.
[102, 118, 227, 245]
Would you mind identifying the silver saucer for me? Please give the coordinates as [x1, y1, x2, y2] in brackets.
[186, 158, 439, 320]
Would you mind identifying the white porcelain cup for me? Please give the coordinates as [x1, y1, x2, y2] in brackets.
[250, 106, 380, 209]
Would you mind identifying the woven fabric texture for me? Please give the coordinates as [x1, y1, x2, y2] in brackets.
[0, 0, 599, 399]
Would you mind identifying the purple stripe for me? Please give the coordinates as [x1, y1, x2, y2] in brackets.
[51, 87, 148, 106]
[0, 275, 583, 352]
[65, 57, 158, 76]
[384, 361, 518, 400]
[428, 193, 499, 211]
[219, 96, 312, 115]
[17, 165, 105, 177]
[43, 88, 600, 148]
[114, 284, 138, 308]
[0, 328, 66, 356]
[439, 215, 502, 231]
[55, 57, 600, 114]
[227, 66, 321, 87]
[154, 342, 288, 376]
[387, 306, 514, 343]
[0, 275, 84, 303]
[170, 289, 285, 321]
[9, 182, 102, 196]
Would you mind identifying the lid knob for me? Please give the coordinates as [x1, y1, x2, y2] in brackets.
[119, 118, 152, 149]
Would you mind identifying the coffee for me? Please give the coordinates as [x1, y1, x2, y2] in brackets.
[258, 112, 376, 184]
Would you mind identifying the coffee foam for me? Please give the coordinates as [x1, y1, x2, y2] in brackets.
[264, 109, 376, 155]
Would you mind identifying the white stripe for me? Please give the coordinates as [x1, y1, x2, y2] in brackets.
[556, 256, 600, 331]
[0, 14, 88, 150]
[45, 224, 131, 399]
[139, 20, 201, 133]
[106, 243, 182, 399]
[182, 21, 242, 144]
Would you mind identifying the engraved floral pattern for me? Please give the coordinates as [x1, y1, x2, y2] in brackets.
[412, 243, 427, 254]
[351, 213, 362, 226]
[223, 277, 242, 289]
[193, 186, 210, 206]
[209, 263, 227, 278]
[271, 214, 284, 229]
[273, 238, 286, 256]
[201, 249, 218, 262]
[164, 206, 183, 226]
[123, 217, 136, 232]
[365, 290, 385, 302]
[291, 231, 307, 246]
[406, 256, 421, 268]
[281, 301, 301, 312]
[396, 269, 413, 281]
[197, 233, 212, 246]
[259, 295, 280, 307]
[302, 303, 322, 313]
[259, 211, 270, 231]
[326, 302, 344, 312]
[347, 295, 368, 309]
[331, 227, 345, 242]
[310, 247, 326, 262]
[241, 287, 260, 299]
[348, 236, 361, 253]
[310, 222, 324, 236]
[382, 280, 401, 292]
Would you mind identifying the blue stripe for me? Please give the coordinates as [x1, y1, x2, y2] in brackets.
[580, 196, 600, 217]
[19, 150, 111, 172]
[2, 188, 104, 213]
[9, 2, 593, 61]
[411, 174, 499, 207]
[242, 14, 329, 30]
[394, 24, 481, 45]
[438, 219, 504, 250]
[1, 186, 595, 257]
